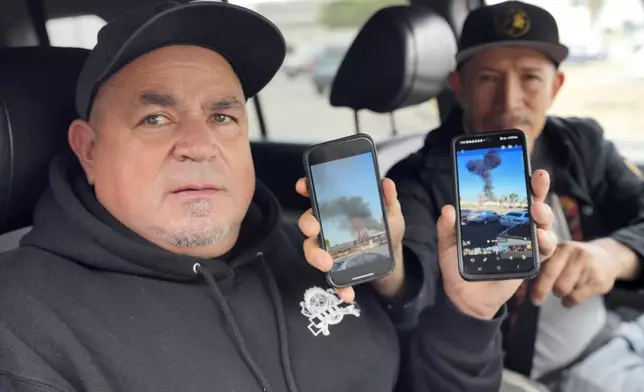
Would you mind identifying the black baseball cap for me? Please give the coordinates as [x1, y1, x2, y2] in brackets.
[456, 1, 568, 66]
[75, 1, 285, 120]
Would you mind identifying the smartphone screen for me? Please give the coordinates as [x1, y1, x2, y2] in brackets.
[305, 135, 395, 288]
[453, 130, 539, 280]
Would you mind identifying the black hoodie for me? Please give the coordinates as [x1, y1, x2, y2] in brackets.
[0, 154, 505, 392]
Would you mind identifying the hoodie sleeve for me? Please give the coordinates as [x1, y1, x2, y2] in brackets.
[0, 317, 77, 392]
[0, 372, 70, 392]
[407, 288, 506, 392]
[393, 176, 443, 313]
[390, 172, 504, 391]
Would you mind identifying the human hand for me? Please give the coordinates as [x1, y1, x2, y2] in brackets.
[437, 170, 558, 319]
[531, 240, 618, 307]
[296, 177, 405, 302]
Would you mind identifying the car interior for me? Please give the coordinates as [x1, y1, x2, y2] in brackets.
[0, 0, 643, 389]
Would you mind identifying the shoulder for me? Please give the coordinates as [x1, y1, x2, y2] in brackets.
[546, 115, 606, 152]
[0, 248, 70, 330]
[0, 246, 48, 282]
[386, 150, 424, 184]
[0, 246, 84, 300]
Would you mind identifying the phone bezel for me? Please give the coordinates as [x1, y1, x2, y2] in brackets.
[451, 129, 540, 282]
[303, 133, 396, 288]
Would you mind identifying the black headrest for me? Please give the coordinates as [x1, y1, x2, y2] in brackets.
[0, 47, 89, 234]
[330, 5, 457, 113]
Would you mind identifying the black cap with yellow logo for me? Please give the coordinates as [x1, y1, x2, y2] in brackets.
[456, 1, 569, 66]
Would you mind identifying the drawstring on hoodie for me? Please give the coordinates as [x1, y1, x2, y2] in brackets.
[256, 252, 300, 392]
[193, 255, 300, 392]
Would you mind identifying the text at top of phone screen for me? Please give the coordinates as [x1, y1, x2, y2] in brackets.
[310, 152, 392, 274]
[455, 145, 535, 273]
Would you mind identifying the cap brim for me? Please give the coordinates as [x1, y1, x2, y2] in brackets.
[99, 2, 284, 100]
[456, 41, 569, 66]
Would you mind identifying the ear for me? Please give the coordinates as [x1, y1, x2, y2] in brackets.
[448, 71, 464, 103]
[68, 120, 98, 184]
[551, 71, 565, 100]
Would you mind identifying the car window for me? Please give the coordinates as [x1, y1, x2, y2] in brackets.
[46, 15, 107, 49]
[506, 212, 521, 217]
[234, 0, 439, 143]
[487, 0, 644, 163]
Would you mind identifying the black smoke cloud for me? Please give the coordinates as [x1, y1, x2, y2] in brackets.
[319, 196, 383, 230]
[466, 150, 502, 201]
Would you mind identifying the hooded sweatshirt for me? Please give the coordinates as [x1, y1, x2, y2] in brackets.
[0, 153, 505, 392]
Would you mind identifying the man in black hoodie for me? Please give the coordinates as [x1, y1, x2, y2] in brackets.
[0, 2, 557, 392]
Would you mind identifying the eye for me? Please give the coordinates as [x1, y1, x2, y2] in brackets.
[525, 74, 541, 81]
[478, 73, 499, 82]
[142, 114, 171, 126]
[212, 114, 233, 124]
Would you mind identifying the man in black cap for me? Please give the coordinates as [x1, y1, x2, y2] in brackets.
[389, 1, 644, 390]
[0, 1, 559, 391]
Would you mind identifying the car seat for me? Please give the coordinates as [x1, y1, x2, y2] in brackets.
[0, 47, 89, 251]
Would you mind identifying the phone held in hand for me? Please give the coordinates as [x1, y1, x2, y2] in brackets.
[302, 134, 395, 288]
[452, 129, 540, 281]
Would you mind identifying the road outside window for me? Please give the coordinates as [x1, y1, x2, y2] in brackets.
[236, 0, 440, 143]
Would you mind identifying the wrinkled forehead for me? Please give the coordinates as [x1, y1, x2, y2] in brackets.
[91, 46, 244, 115]
[462, 45, 555, 72]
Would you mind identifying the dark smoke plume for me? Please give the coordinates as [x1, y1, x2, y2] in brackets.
[319, 196, 383, 231]
[466, 150, 502, 201]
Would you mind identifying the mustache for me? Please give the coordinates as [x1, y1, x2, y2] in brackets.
[482, 112, 533, 128]
[166, 165, 228, 190]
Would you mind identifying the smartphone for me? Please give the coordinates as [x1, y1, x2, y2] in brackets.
[303, 134, 395, 288]
[452, 129, 540, 281]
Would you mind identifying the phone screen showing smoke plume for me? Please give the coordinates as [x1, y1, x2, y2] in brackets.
[310, 152, 392, 273]
[456, 145, 535, 274]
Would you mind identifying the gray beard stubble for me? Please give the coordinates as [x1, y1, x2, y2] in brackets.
[155, 198, 236, 248]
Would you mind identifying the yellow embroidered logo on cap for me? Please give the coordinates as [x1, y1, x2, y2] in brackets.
[496, 8, 531, 38]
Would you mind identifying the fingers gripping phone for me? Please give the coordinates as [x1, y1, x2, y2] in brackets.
[452, 130, 540, 281]
[303, 134, 395, 288]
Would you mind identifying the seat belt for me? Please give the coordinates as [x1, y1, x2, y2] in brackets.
[502, 279, 541, 376]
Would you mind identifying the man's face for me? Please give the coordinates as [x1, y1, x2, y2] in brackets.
[69, 45, 254, 257]
[449, 46, 565, 149]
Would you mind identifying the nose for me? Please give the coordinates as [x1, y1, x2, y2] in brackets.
[172, 121, 219, 162]
[495, 74, 524, 111]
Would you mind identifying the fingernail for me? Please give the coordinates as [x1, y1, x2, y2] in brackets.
[532, 298, 542, 306]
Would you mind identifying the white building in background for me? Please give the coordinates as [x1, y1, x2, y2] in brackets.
[255, 0, 357, 53]
[486, 0, 644, 60]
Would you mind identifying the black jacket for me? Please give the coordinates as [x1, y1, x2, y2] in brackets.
[387, 107, 644, 368]
[0, 153, 505, 392]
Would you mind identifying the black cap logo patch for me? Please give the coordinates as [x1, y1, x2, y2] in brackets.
[496, 8, 531, 38]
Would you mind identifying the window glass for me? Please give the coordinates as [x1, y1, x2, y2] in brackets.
[46, 15, 107, 49]
[236, 0, 440, 143]
[487, 0, 644, 161]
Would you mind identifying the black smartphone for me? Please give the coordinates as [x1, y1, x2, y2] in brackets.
[303, 134, 395, 288]
[452, 129, 540, 281]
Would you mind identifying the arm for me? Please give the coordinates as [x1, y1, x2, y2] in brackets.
[407, 288, 505, 392]
[591, 238, 640, 281]
[376, 177, 442, 332]
[583, 121, 644, 285]
[395, 178, 442, 308]
[404, 171, 558, 391]
[0, 323, 76, 392]
[0, 372, 68, 392]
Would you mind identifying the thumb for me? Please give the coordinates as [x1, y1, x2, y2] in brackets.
[437, 205, 457, 251]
